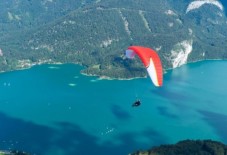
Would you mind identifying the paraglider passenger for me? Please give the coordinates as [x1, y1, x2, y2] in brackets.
[132, 100, 141, 107]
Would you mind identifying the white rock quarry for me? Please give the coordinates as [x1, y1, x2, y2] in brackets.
[170, 40, 193, 68]
[186, 0, 223, 13]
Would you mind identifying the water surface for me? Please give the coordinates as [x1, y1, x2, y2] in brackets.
[0, 61, 227, 155]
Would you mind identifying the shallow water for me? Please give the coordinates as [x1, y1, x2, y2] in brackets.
[0, 61, 227, 155]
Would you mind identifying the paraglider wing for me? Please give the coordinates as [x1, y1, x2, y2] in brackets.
[126, 46, 163, 87]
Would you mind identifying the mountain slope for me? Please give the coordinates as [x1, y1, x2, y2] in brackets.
[131, 140, 227, 155]
[0, 0, 97, 37]
[0, 0, 227, 78]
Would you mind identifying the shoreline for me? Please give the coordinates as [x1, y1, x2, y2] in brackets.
[0, 60, 64, 74]
[0, 59, 226, 80]
[80, 72, 147, 81]
[164, 58, 227, 71]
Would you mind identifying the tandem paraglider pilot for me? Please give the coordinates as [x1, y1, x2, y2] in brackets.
[132, 100, 141, 107]
[125, 46, 164, 108]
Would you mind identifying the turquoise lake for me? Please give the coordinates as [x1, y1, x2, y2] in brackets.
[0, 60, 227, 155]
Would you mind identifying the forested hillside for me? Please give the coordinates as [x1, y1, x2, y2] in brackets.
[131, 140, 227, 155]
[0, 0, 227, 78]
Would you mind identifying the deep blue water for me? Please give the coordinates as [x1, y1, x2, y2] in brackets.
[0, 61, 227, 155]
[219, 0, 227, 15]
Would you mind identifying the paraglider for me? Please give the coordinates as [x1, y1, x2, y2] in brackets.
[132, 99, 141, 107]
[125, 46, 163, 87]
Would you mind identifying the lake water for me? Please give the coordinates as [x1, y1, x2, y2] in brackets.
[219, 0, 227, 17]
[0, 60, 227, 155]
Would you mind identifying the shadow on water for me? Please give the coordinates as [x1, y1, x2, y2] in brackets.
[0, 111, 168, 155]
[0, 112, 54, 154]
[199, 110, 227, 143]
[157, 106, 178, 119]
[141, 128, 169, 146]
[111, 104, 132, 120]
[151, 87, 189, 101]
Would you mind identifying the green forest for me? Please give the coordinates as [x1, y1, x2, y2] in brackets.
[0, 0, 227, 78]
[131, 140, 227, 155]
